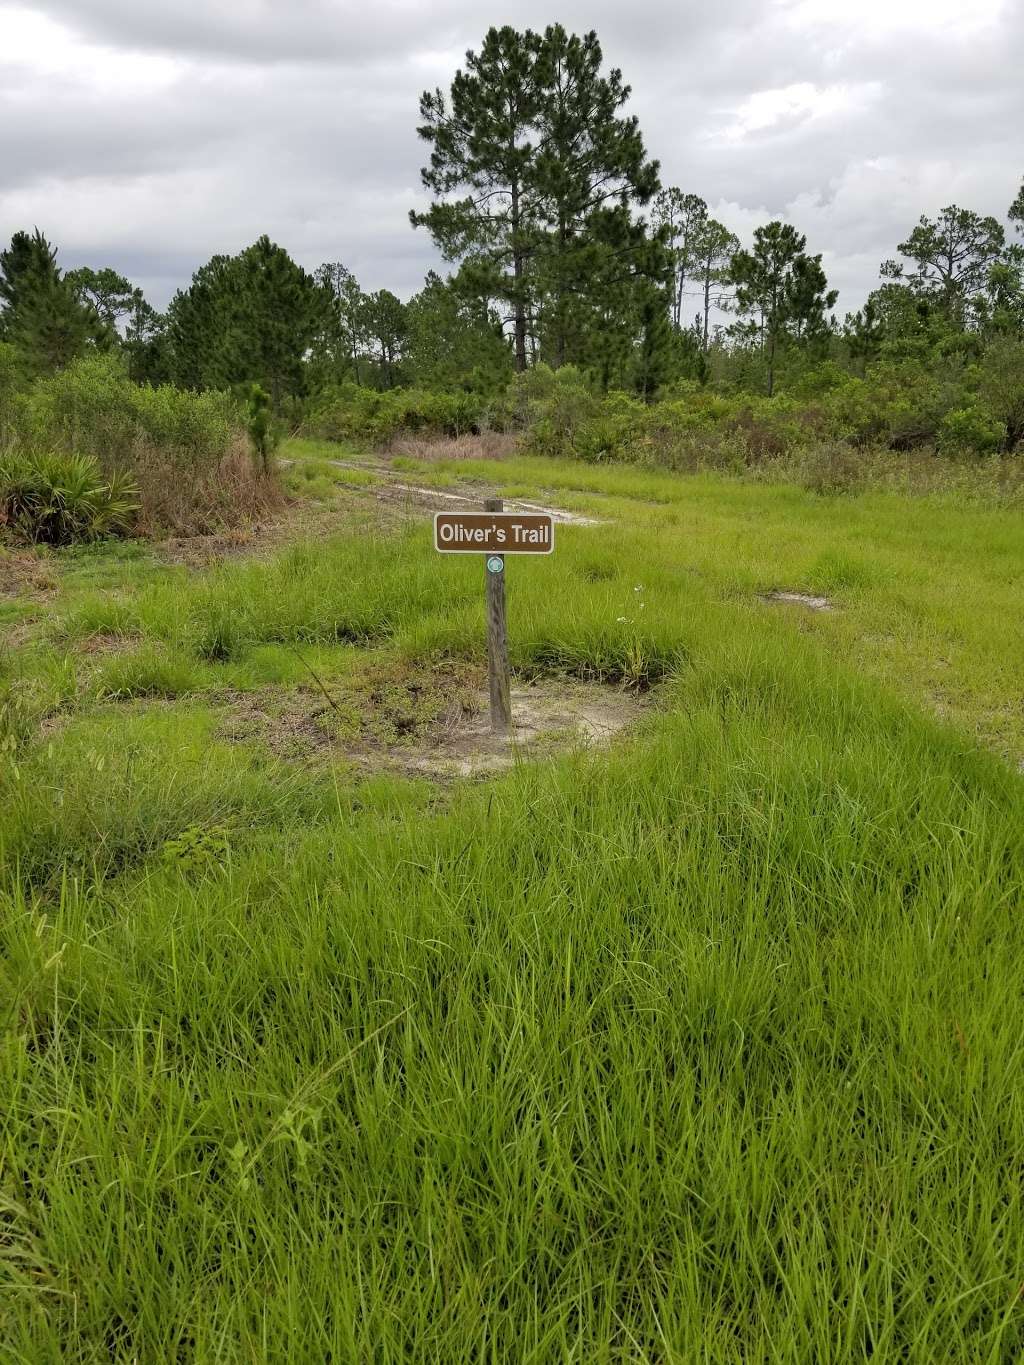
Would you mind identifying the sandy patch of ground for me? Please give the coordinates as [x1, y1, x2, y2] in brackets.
[402, 683, 643, 777]
[215, 669, 647, 778]
[378, 480, 602, 527]
[761, 590, 834, 612]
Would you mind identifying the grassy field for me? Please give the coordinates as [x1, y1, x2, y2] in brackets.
[1, 439, 1023, 1361]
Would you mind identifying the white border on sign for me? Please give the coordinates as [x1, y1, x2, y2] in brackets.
[432, 510, 555, 554]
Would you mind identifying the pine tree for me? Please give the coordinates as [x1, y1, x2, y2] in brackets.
[236, 236, 324, 404]
[406, 271, 511, 390]
[892, 206, 1005, 325]
[843, 298, 885, 373]
[411, 26, 544, 373]
[362, 290, 409, 389]
[315, 263, 367, 385]
[66, 267, 136, 329]
[653, 190, 708, 329]
[529, 25, 661, 368]
[1011, 177, 1024, 236]
[166, 254, 238, 390]
[0, 229, 103, 373]
[0, 230, 56, 326]
[412, 25, 663, 376]
[166, 239, 322, 401]
[728, 222, 837, 396]
[691, 218, 739, 353]
[124, 290, 168, 384]
[633, 268, 675, 400]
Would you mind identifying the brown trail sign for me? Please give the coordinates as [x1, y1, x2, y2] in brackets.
[433, 511, 554, 554]
[434, 502, 556, 734]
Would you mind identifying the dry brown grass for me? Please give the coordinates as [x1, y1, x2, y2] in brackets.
[0, 546, 57, 599]
[386, 431, 520, 463]
[133, 440, 286, 537]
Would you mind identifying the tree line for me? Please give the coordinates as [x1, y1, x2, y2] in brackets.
[1, 22, 1022, 405]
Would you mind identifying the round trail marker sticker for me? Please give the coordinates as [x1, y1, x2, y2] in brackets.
[486, 555, 505, 574]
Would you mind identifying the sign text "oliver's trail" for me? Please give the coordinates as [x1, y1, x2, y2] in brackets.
[433, 511, 554, 554]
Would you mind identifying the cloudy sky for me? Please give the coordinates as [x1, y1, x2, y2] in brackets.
[1, 0, 1021, 318]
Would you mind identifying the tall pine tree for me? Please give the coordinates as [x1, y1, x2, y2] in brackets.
[0, 229, 103, 374]
[167, 238, 322, 401]
[652, 190, 708, 330]
[412, 24, 663, 376]
[530, 25, 660, 369]
[412, 27, 543, 373]
[729, 222, 837, 396]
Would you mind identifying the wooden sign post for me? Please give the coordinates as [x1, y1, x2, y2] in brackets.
[433, 500, 555, 734]
[484, 498, 511, 732]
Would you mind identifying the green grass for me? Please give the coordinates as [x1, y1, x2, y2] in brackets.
[1, 442, 1023, 1360]
[282, 454, 380, 501]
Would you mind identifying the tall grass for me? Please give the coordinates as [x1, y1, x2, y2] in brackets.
[2, 453, 1024, 1358]
[1, 651, 1022, 1358]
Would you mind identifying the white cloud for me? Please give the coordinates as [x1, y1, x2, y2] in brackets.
[0, 0, 1020, 314]
[711, 81, 882, 143]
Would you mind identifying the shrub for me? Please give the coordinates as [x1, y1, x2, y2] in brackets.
[0, 450, 139, 545]
[306, 383, 491, 445]
[5, 355, 278, 535]
[823, 358, 968, 450]
[517, 366, 601, 459]
[796, 442, 869, 496]
[938, 405, 1007, 456]
[0, 342, 28, 444]
[977, 338, 1024, 451]
[21, 354, 239, 471]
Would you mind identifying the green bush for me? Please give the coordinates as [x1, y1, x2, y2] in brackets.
[823, 358, 968, 449]
[977, 338, 1024, 450]
[20, 354, 238, 472]
[0, 342, 28, 443]
[3, 355, 279, 536]
[306, 383, 498, 445]
[517, 366, 605, 459]
[939, 405, 1007, 455]
[0, 450, 139, 545]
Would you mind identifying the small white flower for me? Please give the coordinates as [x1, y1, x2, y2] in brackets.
[616, 616, 629, 623]
[634, 585, 643, 593]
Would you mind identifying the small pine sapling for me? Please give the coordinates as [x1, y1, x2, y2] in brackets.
[245, 382, 276, 473]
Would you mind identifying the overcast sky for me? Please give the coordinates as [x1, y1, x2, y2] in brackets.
[1, 0, 1021, 319]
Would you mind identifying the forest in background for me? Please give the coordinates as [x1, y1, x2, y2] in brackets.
[1, 23, 1023, 543]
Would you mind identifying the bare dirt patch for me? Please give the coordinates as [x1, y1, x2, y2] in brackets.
[377, 480, 602, 527]
[215, 664, 647, 778]
[158, 526, 262, 569]
[76, 631, 143, 657]
[761, 590, 834, 612]
[402, 682, 644, 778]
